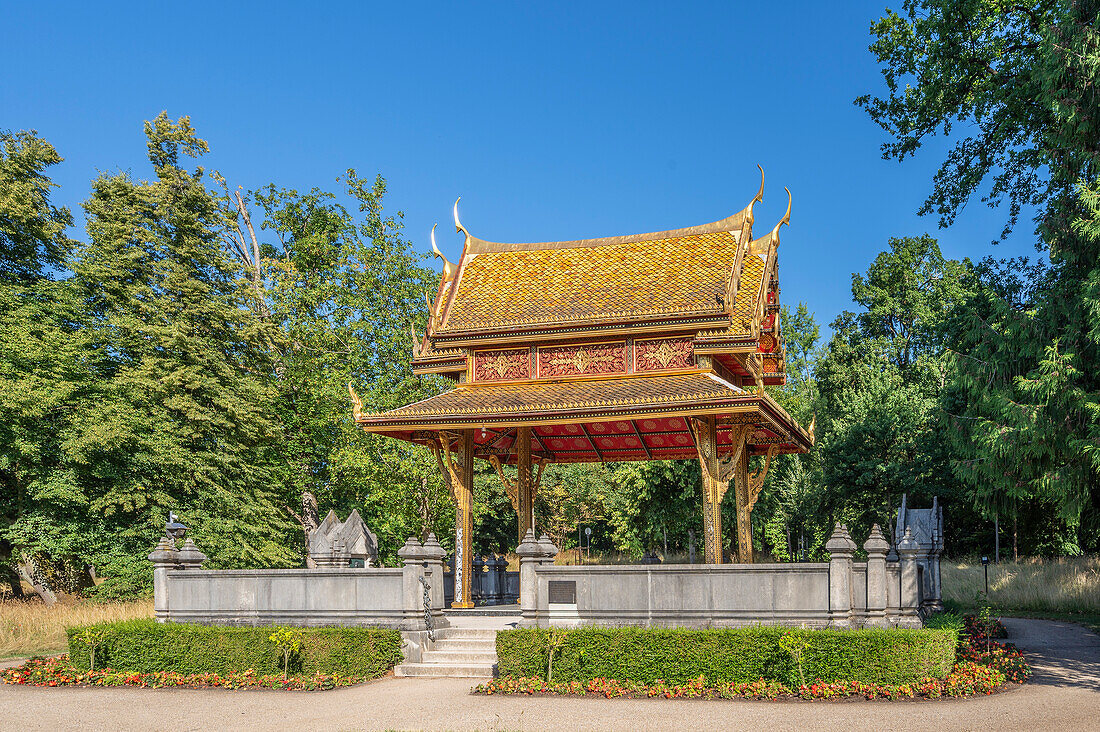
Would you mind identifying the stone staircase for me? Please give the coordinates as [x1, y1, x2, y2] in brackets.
[394, 628, 498, 678]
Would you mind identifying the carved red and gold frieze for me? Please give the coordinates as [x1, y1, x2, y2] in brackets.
[757, 333, 778, 353]
[536, 341, 626, 378]
[634, 336, 694, 372]
[473, 348, 531, 382]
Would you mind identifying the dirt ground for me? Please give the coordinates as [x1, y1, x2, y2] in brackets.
[1, 617, 1097, 731]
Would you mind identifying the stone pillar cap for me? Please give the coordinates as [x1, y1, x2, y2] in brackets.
[148, 537, 179, 565]
[397, 537, 427, 560]
[825, 523, 857, 554]
[422, 533, 447, 561]
[863, 524, 891, 554]
[897, 526, 920, 553]
[515, 528, 542, 557]
[176, 538, 208, 567]
[537, 533, 560, 558]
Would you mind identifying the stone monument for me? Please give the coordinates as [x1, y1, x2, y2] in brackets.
[308, 509, 379, 568]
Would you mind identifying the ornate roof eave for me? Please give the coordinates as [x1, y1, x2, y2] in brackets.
[355, 381, 808, 450]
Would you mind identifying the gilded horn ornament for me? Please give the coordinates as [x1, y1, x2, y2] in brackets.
[768, 187, 792, 240]
[745, 165, 765, 224]
[453, 197, 470, 241]
[430, 223, 454, 281]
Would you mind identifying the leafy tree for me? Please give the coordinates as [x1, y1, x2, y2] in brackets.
[0, 130, 87, 600]
[812, 236, 975, 546]
[850, 235, 972, 371]
[60, 113, 297, 595]
[860, 0, 1100, 552]
[238, 175, 446, 564]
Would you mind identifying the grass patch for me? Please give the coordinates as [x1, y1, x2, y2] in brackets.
[497, 626, 956, 688]
[942, 556, 1100, 615]
[0, 598, 152, 659]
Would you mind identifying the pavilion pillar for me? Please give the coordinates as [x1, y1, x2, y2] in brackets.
[731, 447, 753, 563]
[516, 426, 535, 543]
[433, 430, 476, 608]
[693, 416, 730, 564]
[693, 418, 756, 565]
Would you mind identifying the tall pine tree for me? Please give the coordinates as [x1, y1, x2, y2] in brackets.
[68, 114, 295, 595]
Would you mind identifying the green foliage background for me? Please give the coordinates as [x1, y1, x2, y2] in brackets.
[4, 1, 1100, 599]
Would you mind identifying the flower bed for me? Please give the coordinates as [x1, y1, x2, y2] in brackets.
[2, 655, 366, 691]
[476, 661, 1005, 700]
[476, 619, 1030, 701]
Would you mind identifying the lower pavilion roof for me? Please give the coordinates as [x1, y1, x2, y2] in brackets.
[356, 371, 812, 463]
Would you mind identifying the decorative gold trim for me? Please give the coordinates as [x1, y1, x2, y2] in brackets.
[348, 383, 363, 421]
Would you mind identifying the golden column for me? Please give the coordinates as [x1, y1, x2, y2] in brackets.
[691, 417, 750, 564]
[433, 430, 475, 608]
[730, 447, 753, 563]
[516, 426, 535, 542]
[490, 426, 545, 544]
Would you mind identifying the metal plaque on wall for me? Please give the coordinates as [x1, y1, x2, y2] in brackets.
[547, 580, 577, 604]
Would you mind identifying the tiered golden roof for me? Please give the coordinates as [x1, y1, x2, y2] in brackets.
[356, 170, 808, 461]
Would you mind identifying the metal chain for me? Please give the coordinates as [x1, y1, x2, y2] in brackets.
[418, 575, 434, 641]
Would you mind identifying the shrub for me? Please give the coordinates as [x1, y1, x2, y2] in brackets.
[924, 611, 965, 634]
[497, 626, 956, 687]
[66, 620, 401, 678]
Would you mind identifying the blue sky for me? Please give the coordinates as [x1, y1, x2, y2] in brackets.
[2, 1, 1041, 336]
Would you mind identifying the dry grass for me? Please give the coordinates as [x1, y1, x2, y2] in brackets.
[942, 555, 1100, 614]
[0, 598, 153, 659]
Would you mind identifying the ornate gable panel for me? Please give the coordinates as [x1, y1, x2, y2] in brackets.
[537, 341, 627, 377]
[473, 348, 531, 382]
[635, 336, 694, 371]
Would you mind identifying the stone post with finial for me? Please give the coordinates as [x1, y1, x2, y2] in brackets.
[898, 527, 922, 627]
[421, 533, 448, 611]
[397, 537, 428, 630]
[148, 537, 178, 622]
[864, 524, 890, 627]
[825, 523, 857, 628]
[516, 529, 543, 627]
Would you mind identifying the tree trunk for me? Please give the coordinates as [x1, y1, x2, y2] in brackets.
[285, 492, 320, 568]
[1, 563, 25, 598]
[16, 555, 56, 605]
[1013, 517, 1019, 562]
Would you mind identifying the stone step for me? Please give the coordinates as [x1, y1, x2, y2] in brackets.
[432, 628, 499, 641]
[421, 650, 498, 665]
[394, 662, 496, 678]
[428, 642, 497, 653]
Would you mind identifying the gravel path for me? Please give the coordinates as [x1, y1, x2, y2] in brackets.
[1, 618, 1097, 731]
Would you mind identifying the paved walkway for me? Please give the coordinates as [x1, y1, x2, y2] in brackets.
[1, 618, 1097, 731]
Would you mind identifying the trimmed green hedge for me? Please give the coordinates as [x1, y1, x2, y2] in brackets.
[67, 620, 402, 678]
[497, 626, 957, 686]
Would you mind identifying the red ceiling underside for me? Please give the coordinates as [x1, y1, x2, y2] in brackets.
[377, 415, 791, 464]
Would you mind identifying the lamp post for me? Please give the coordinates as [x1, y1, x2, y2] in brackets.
[981, 555, 990, 595]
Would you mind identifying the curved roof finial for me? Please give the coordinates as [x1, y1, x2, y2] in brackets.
[769, 187, 792, 240]
[348, 382, 363, 421]
[745, 165, 765, 224]
[430, 223, 454, 280]
[453, 197, 470, 241]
